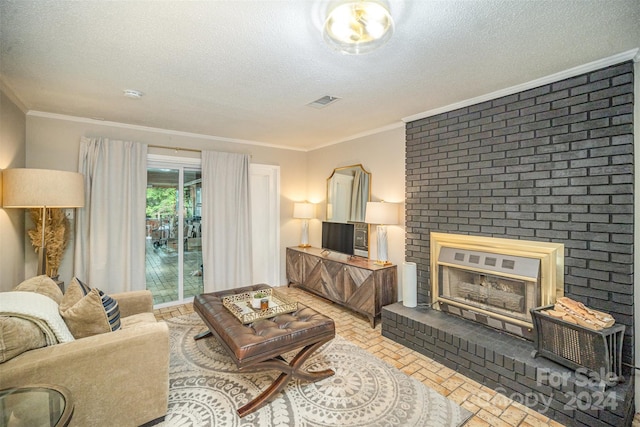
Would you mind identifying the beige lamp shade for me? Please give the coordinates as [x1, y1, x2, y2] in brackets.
[365, 201, 398, 225]
[293, 202, 314, 219]
[2, 168, 85, 208]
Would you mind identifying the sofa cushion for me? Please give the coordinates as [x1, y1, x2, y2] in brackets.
[14, 275, 63, 305]
[0, 315, 47, 363]
[120, 312, 157, 329]
[59, 278, 121, 338]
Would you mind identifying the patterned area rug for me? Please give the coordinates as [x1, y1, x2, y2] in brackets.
[160, 313, 472, 427]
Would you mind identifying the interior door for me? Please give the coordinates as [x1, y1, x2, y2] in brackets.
[250, 164, 280, 286]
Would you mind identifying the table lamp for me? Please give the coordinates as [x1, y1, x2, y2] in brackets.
[365, 201, 398, 265]
[293, 202, 314, 248]
[2, 168, 85, 276]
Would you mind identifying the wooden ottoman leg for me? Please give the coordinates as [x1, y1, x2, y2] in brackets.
[236, 337, 335, 417]
[193, 330, 212, 340]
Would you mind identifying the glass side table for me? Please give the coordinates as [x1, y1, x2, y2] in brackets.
[0, 385, 74, 427]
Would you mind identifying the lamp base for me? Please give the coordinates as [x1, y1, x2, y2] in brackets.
[37, 246, 48, 276]
[374, 260, 392, 266]
[298, 244, 311, 248]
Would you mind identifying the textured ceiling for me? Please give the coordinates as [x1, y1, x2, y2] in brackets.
[1, 0, 639, 151]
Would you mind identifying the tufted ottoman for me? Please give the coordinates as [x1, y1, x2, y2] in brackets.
[193, 284, 335, 417]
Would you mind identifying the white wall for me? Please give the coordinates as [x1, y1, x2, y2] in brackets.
[306, 125, 407, 299]
[25, 114, 308, 285]
[22, 113, 407, 297]
[0, 88, 27, 291]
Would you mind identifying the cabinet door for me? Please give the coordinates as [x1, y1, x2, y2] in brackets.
[319, 259, 345, 303]
[302, 253, 321, 284]
[376, 267, 398, 310]
[286, 249, 304, 284]
[340, 265, 375, 315]
[302, 255, 324, 294]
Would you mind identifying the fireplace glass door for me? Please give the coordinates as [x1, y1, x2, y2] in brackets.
[439, 266, 540, 324]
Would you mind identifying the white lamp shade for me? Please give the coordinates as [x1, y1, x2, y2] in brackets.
[365, 201, 397, 225]
[293, 202, 314, 219]
[2, 168, 85, 208]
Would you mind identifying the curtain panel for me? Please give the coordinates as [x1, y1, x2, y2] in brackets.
[350, 169, 368, 222]
[201, 151, 252, 292]
[74, 137, 147, 293]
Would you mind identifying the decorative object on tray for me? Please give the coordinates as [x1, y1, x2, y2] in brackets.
[222, 288, 297, 324]
[251, 291, 270, 309]
[542, 296, 615, 330]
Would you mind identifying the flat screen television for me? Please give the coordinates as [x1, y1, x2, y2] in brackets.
[322, 221, 355, 256]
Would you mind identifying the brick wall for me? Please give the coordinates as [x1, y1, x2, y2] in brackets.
[405, 61, 634, 363]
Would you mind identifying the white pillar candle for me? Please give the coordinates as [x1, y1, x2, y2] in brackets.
[403, 261, 417, 308]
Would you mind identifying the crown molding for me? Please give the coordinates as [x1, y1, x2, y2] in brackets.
[26, 111, 307, 152]
[27, 110, 405, 153]
[0, 78, 28, 113]
[310, 121, 405, 151]
[403, 48, 640, 123]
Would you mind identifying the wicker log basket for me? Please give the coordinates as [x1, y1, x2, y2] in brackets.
[530, 297, 624, 390]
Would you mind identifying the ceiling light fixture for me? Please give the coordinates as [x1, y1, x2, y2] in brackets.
[123, 89, 143, 99]
[323, 1, 394, 55]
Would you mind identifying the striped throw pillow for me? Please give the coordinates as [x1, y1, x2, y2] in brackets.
[98, 289, 121, 332]
[76, 278, 92, 295]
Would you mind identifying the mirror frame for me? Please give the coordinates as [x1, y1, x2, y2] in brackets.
[326, 164, 371, 257]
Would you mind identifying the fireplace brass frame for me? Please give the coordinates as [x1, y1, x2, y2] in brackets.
[430, 233, 564, 329]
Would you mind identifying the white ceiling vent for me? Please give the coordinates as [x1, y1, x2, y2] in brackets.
[307, 95, 341, 109]
[123, 89, 144, 99]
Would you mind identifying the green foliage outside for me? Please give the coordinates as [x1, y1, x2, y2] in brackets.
[146, 187, 195, 219]
[146, 187, 177, 218]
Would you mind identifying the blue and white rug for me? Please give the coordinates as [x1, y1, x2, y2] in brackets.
[161, 313, 473, 427]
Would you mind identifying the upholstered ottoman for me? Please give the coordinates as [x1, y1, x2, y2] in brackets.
[193, 284, 335, 417]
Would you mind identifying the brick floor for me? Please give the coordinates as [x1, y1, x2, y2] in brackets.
[154, 285, 577, 426]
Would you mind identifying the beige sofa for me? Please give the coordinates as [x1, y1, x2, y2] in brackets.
[0, 289, 169, 427]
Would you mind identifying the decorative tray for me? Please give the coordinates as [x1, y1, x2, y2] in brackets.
[222, 288, 298, 324]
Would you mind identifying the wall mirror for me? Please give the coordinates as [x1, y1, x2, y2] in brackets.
[326, 164, 371, 257]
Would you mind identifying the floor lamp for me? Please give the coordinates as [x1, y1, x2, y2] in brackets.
[2, 168, 85, 276]
[365, 201, 398, 265]
[293, 202, 314, 248]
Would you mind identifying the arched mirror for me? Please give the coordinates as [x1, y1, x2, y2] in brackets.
[326, 164, 371, 257]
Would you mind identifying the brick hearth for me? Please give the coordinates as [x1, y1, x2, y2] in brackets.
[382, 303, 634, 427]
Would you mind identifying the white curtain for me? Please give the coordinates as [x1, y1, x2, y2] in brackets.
[201, 151, 252, 292]
[74, 137, 147, 293]
[350, 169, 368, 222]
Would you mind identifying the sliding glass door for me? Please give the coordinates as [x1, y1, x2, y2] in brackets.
[146, 158, 202, 306]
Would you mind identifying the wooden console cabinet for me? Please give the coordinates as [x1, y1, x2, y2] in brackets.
[286, 247, 397, 327]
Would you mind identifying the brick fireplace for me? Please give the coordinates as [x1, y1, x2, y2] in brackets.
[382, 61, 635, 426]
[430, 232, 564, 340]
